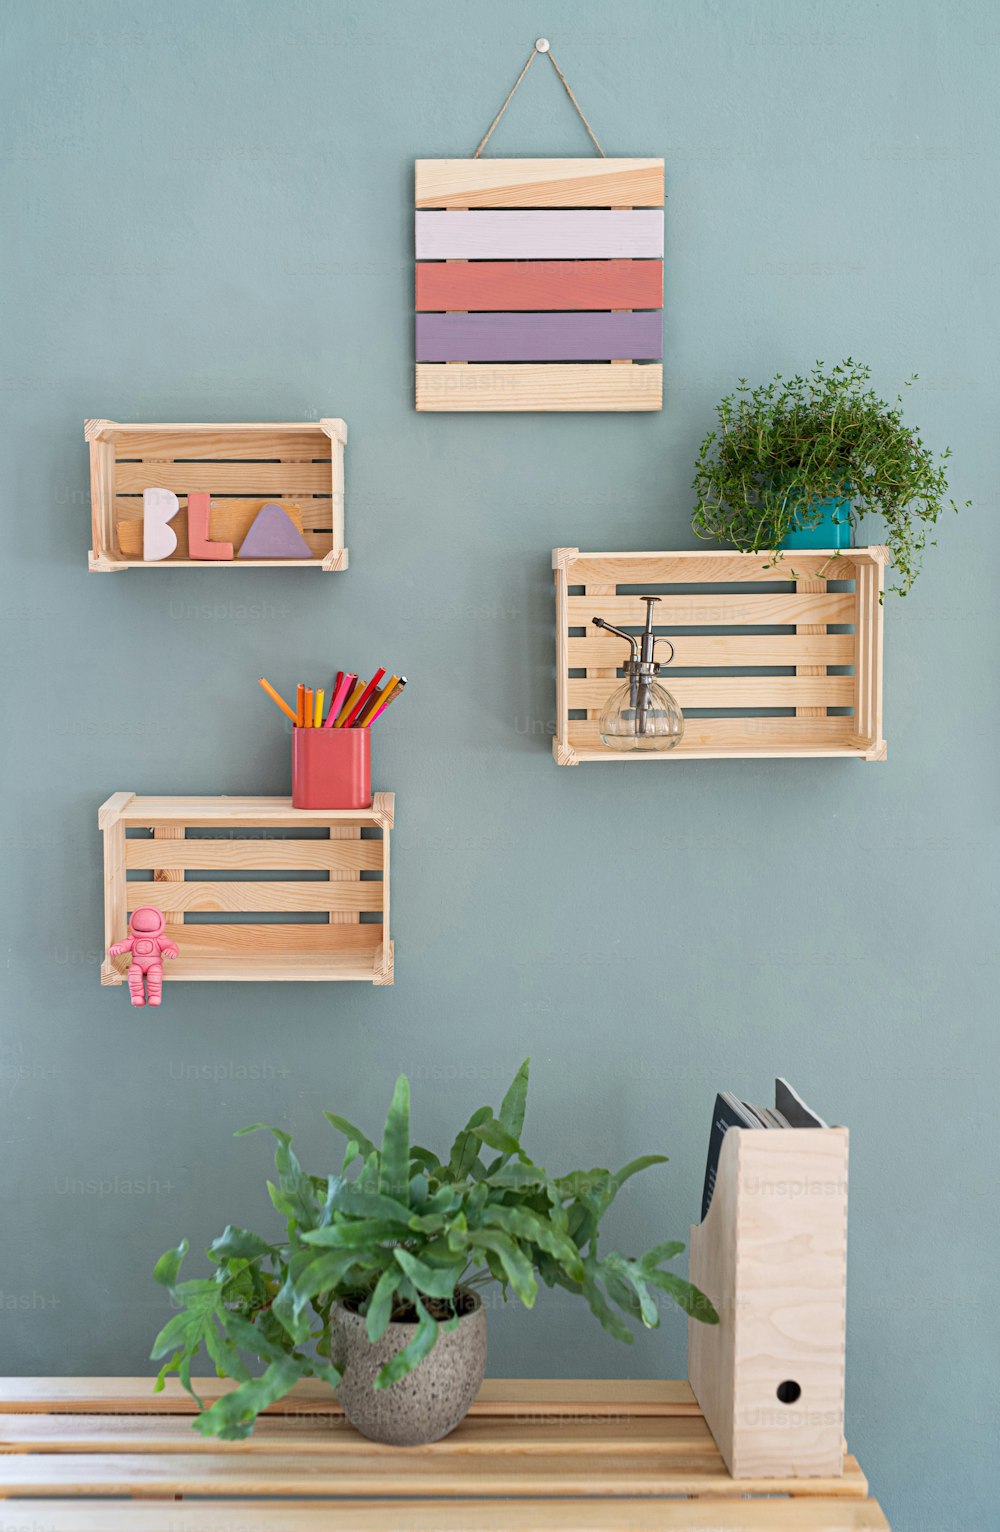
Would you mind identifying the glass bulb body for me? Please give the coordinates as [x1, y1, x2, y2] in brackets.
[598, 675, 684, 751]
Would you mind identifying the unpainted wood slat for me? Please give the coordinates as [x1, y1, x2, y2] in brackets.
[112, 429, 328, 460]
[566, 634, 857, 667]
[416, 157, 665, 208]
[118, 798, 389, 828]
[564, 552, 858, 585]
[567, 717, 857, 754]
[0, 1448, 869, 1499]
[124, 881, 383, 915]
[0, 1412, 717, 1456]
[568, 593, 854, 626]
[567, 676, 854, 710]
[125, 839, 383, 872]
[114, 463, 331, 494]
[416, 362, 662, 412]
[0, 1498, 892, 1531]
[166, 925, 383, 957]
[0, 1377, 697, 1416]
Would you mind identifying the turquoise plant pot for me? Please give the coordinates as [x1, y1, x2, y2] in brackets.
[780, 495, 853, 550]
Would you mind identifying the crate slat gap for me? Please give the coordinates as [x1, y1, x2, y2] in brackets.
[553, 549, 887, 763]
[86, 420, 347, 571]
[99, 795, 393, 984]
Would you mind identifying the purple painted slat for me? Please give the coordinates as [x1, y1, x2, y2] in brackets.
[415, 311, 663, 363]
[414, 210, 663, 260]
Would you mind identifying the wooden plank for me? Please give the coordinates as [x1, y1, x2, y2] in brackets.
[100, 421, 333, 439]
[567, 676, 854, 710]
[0, 1377, 697, 1415]
[567, 593, 854, 626]
[796, 575, 827, 719]
[114, 462, 331, 495]
[416, 362, 661, 412]
[125, 838, 383, 871]
[415, 210, 664, 260]
[0, 1499, 892, 1531]
[125, 882, 383, 914]
[562, 552, 858, 584]
[0, 1412, 718, 1455]
[118, 798, 387, 828]
[0, 1449, 869, 1499]
[566, 634, 857, 667]
[416, 311, 662, 362]
[416, 258, 663, 312]
[416, 157, 665, 208]
[112, 429, 327, 460]
[99, 808, 127, 986]
[567, 717, 857, 755]
[167, 926, 382, 957]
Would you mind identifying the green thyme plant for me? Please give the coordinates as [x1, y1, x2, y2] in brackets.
[691, 359, 966, 594]
[151, 1059, 717, 1440]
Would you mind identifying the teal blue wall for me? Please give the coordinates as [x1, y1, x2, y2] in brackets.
[2, 1, 996, 1524]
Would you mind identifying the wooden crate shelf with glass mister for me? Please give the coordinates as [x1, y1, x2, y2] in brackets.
[98, 794, 393, 985]
[86, 419, 347, 571]
[553, 547, 887, 763]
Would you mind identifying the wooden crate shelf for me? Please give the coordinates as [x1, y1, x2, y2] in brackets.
[553, 547, 888, 764]
[98, 794, 393, 985]
[86, 420, 347, 571]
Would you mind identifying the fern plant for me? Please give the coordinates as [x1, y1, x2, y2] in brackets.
[151, 1059, 717, 1440]
[691, 359, 966, 594]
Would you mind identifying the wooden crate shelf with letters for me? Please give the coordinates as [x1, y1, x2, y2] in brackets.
[98, 794, 393, 985]
[86, 420, 347, 571]
[553, 547, 888, 763]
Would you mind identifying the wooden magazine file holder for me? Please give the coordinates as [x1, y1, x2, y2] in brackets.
[688, 1126, 849, 1478]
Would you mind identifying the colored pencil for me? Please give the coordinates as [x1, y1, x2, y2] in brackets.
[258, 677, 297, 725]
[356, 673, 396, 726]
[334, 678, 366, 727]
[365, 676, 406, 726]
[341, 667, 386, 729]
[324, 671, 356, 727]
[303, 687, 313, 727]
[296, 684, 305, 729]
[313, 688, 324, 729]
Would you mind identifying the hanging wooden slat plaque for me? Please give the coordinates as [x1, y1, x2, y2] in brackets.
[415, 157, 664, 413]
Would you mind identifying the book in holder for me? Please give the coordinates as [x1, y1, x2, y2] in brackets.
[688, 1114, 849, 1478]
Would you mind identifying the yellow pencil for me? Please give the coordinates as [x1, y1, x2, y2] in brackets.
[258, 676, 297, 725]
[334, 678, 366, 727]
[314, 688, 324, 729]
[360, 674, 400, 724]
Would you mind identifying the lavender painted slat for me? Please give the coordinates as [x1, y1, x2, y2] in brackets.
[414, 210, 663, 260]
[415, 311, 663, 363]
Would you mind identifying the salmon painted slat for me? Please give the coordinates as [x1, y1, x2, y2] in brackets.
[416, 312, 662, 363]
[416, 259, 663, 312]
[415, 210, 663, 260]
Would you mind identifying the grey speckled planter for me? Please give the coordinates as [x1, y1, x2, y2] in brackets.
[330, 1292, 487, 1446]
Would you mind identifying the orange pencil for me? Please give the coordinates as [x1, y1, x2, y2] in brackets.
[258, 677, 297, 725]
[296, 684, 305, 729]
[303, 688, 313, 727]
[364, 676, 406, 726]
[334, 678, 366, 727]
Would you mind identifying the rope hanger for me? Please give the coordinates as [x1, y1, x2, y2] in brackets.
[473, 38, 605, 158]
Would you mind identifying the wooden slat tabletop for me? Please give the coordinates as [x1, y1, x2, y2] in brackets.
[0, 1378, 890, 1530]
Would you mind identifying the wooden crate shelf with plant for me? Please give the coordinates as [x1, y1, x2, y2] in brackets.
[86, 420, 347, 571]
[553, 547, 888, 764]
[98, 794, 393, 985]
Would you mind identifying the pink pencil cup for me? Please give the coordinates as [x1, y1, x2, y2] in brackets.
[292, 727, 371, 809]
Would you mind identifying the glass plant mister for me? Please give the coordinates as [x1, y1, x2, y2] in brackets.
[592, 596, 684, 751]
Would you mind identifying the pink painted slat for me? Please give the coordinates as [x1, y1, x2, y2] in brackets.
[414, 210, 663, 261]
[415, 312, 663, 362]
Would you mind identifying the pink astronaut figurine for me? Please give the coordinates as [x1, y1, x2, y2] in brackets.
[108, 905, 178, 1007]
